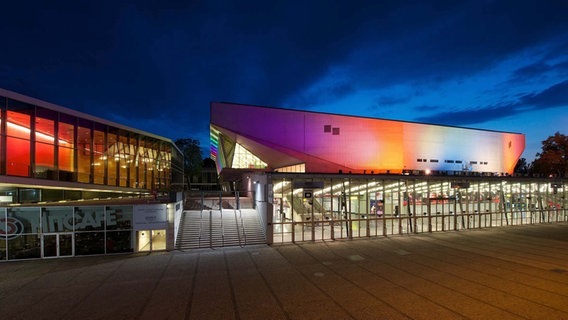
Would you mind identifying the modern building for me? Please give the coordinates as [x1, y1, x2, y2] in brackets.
[0, 88, 184, 261]
[204, 102, 566, 246]
[210, 102, 525, 176]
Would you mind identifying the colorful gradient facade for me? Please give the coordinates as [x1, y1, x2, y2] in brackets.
[210, 102, 525, 175]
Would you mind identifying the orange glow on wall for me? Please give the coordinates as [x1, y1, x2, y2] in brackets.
[211, 102, 526, 175]
[6, 137, 30, 176]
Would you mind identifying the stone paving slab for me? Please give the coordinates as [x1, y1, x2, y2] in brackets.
[1, 223, 568, 319]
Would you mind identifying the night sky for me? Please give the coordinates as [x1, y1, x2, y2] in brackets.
[1, 1, 567, 161]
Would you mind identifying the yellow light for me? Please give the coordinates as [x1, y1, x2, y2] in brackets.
[4, 120, 71, 145]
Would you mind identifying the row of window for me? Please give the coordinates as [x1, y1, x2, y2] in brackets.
[0, 96, 183, 190]
[416, 158, 489, 165]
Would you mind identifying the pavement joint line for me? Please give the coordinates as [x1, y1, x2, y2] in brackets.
[294, 244, 415, 320]
[183, 252, 201, 318]
[332, 243, 475, 319]
[223, 250, 241, 320]
[402, 236, 568, 296]
[428, 245, 568, 290]
[60, 258, 128, 320]
[283, 245, 359, 320]
[430, 236, 568, 282]
[357, 238, 568, 316]
[134, 253, 174, 319]
[247, 247, 292, 320]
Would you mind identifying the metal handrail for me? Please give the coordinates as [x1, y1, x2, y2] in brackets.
[233, 209, 242, 247]
[220, 208, 224, 247]
[239, 209, 246, 246]
[209, 210, 213, 248]
[198, 209, 205, 248]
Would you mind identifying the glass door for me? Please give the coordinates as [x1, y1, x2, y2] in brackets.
[42, 233, 74, 258]
[43, 234, 57, 257]
[137, 229, 166, 252]
[59, 233, 73, 256]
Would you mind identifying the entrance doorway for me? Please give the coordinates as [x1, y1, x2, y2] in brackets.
[137, 229, 166, 252]
[42, 233, 74, 258]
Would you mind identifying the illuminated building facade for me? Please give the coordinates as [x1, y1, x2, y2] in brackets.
[210, 102, 525, 176]
[0, 88, 184, 260]
[208, 102, 565, 246]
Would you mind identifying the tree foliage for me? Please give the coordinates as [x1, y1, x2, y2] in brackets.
[532, 132, 568, 177]
[513, 157, 530, 175]
[174, 138, 203, 188]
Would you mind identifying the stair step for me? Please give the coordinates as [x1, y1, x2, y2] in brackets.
[177, 209, 266, 249]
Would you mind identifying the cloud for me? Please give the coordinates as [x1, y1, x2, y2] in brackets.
[289, 1, 568, 109]
[416, 80, 568, 126]
[374, 95, 411, 107]
[511, 62, 553, 81]
[520, 79, 568, 108]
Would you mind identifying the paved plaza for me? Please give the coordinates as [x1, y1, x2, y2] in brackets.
[1, 223, 568, 319]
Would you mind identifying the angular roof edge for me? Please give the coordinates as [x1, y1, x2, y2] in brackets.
[212, 101, 524, 136]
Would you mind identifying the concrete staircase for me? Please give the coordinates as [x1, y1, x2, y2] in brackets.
[176, 209, 265, 249]
[241, 211, 266, 245]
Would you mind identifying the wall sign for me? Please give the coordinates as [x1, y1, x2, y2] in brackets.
[133, 204, 167, 230]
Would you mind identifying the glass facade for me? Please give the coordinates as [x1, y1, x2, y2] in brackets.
[232, 143, 267, 169]
[0, 205, 135, 260]
[269, 174, 568, 244]
[0, 94, 184, 204]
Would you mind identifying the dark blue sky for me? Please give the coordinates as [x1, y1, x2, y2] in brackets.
[1, 1, 567, 160]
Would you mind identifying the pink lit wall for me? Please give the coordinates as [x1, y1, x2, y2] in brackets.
[211, 102, 525, 174]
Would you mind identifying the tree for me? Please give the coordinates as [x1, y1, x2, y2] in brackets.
[532, 132, 568, 177]
[174, 138, 203, 189]
[513, 157, 530, 175]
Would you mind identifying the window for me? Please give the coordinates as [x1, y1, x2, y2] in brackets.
[34, 107, 56, 179]
[107, 128, 118, 186]
[93, 123, 105, 184]
[118, 131, 131, 187]
[6, 99, 33, 177]
[77, 119, 92, 183]
[232, 143, 267, 169]
[58, 114, 75, 180]
[128, 134, 139, 188]
[275, 163, 305, 173]
[7, 207, 41, 260]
